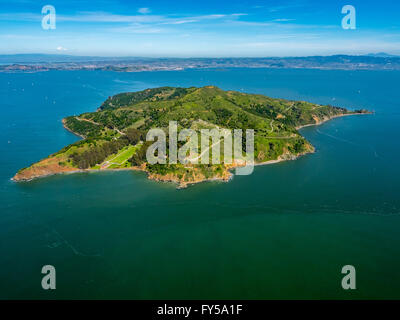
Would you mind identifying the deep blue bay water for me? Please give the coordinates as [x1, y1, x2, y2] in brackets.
[1, 68, 400, 299]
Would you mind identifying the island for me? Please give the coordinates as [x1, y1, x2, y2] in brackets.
[13, 86, 371, 188]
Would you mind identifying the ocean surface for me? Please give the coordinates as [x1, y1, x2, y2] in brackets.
[1, 68, 400, 299]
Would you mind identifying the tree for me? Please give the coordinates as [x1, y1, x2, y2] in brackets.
[125, 128, 143, 145]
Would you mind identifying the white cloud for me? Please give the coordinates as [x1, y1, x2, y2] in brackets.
[0, 11, 246, 26]
[166, 19, 198, 25]
[58, 12, 163, 23]
[0, 12, 40, 21]
[56, 46, 68, 51]
[111, 24, 164, 34]
[103, 12, 248, 33]
[268, 4, 305, 13]
[138, 8, 150, 14]
[273, 18, 295, 22]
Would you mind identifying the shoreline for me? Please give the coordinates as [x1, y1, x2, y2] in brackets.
[62, 118, 86, 139]
[296, 111, 372, 130]
[11, 166, 143, 183]
[11, 151, 309, 186]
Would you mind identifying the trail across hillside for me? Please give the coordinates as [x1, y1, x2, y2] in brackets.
[76, 117, 125, 135]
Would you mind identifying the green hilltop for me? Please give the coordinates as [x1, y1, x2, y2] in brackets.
[13, 86, 369, 187]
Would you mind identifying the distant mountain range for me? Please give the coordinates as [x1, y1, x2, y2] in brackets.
[366, 52, 399, 58]
[1, 53, 400, 71]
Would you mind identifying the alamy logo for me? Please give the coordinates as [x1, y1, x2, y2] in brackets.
[341, 5, 356, 30]
[341, 265, 356, 290]
[41, 265, 56, 290]
[146, 121, 255, 175]
[42, 5, 56, 30]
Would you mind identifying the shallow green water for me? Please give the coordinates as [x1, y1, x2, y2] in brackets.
[1, 69, 400, 299]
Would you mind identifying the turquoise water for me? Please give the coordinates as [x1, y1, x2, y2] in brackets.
[1, 69, 400, 299]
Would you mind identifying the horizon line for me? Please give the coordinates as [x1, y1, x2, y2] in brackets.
[0, 52, 399, 59]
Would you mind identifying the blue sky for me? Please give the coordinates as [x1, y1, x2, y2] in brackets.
[1, 0, 400, 57]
